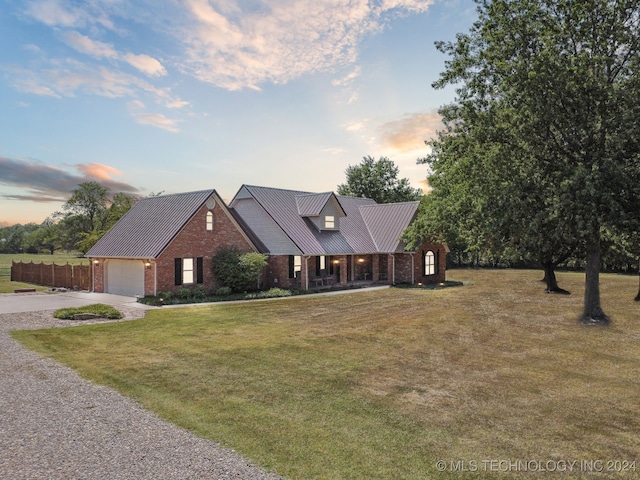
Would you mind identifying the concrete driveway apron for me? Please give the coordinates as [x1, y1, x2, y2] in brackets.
[0, 291, 154, 314]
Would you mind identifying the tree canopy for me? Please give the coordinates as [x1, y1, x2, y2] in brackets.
[337, 156, 423, 203]
[408, 0, 640, 323]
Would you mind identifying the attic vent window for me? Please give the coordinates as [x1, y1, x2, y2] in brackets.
[324, 215, 335, 229]
[206, 211, 214, 231]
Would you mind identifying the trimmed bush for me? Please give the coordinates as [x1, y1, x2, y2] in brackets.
[193, 285, 208, 299]
[216, 286, 232, 296]
[176, 288, 192, 299]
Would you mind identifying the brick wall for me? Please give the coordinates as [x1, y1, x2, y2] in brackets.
[391, 242, 446, 285]
[154, 200, 255, 295]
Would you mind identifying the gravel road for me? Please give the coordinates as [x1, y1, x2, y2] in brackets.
[0, 307, 282, 480]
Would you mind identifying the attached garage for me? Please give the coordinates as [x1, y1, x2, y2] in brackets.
[105, 259, 145, 297]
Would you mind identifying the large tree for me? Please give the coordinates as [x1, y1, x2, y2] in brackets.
[61, 181, 110, 232]
[337, 156, 423, 203]
[415, 0, 640, 323]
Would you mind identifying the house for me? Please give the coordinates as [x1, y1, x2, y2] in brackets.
[229, 185, 446, 290]
[86, 190, 257, 297]
[87, 185, 446, 297]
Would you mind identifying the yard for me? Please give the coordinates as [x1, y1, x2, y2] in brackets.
[11, 269, 640, 479]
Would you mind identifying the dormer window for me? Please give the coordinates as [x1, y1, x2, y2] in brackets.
[324, 215, 335, 229]
[206, 211, 214, 231]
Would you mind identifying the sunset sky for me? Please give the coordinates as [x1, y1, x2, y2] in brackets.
[0, 0, 477, 226]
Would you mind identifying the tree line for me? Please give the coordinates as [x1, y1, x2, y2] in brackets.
[0, 182, 138, 255]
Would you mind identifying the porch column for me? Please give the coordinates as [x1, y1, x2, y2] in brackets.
[388, 254, 395, 284]
[302, 256, 310, 290]
[339, 255, 348, 285]
[372, 254, 379, 283]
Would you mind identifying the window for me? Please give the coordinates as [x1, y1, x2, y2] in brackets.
[183, 258, 194, 284]
[206, 211, 214, 231]
[424, 250, 436, 276]
[324, 215, 335, 229]
[289, 255, 302, 278]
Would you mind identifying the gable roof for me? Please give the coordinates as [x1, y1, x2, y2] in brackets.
[295, 192, 346, 217]
[86, 190, 215, 259]
[360, 202, 419, 253]
[229, 185, 418, 255]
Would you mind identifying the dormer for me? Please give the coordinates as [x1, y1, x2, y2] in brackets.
[295, 192, 346, 231]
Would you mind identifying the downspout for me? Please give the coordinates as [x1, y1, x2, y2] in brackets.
[304, 255, 310, 290]
[389, 254, 395, 284]
[411, 253, 415, 285]
[91, 259, 95, 292]
[154, 261, 157, 297]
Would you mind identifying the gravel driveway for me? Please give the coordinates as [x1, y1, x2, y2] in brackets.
[0, 306, 281, 480]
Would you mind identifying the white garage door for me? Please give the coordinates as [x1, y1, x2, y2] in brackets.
[106, 260, 145, 297]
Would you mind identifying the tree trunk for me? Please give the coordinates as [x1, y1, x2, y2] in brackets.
[635, 259, 640, 302]
[581, 238, 610, 324]
[542, 262, 570, 294]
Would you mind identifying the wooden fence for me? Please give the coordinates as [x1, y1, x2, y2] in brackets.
[11, 261, 92, 290]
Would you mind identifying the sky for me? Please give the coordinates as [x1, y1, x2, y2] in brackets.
[0, 0, 477, 227]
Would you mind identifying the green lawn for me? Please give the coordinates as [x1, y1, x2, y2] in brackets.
[0, 252, 87, 293]
[11, 269, 640, 479]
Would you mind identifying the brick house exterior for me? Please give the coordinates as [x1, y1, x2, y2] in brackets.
[87, 185, 447, 297]
[87, 190, 256, 297]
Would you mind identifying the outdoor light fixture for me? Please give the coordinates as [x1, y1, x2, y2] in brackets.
[358, 258, 364, 263]
[333, 260, 340, 264]
[145, 261, 151, 268]
[93, 260, 99, 265]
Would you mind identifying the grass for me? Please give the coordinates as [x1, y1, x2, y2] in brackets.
[11, 269, 640, 479]
[0, 252, 86, 293]
[54, 304, 123, 320]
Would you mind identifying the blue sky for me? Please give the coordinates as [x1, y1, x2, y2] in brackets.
[0, 0, 477, 226]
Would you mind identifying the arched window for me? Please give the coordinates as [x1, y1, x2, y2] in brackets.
[424, 250, 435, 276]
[206, 211, 214, 231]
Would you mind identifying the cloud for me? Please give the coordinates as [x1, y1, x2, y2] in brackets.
[26, 0, 83, 27]
[9, 59, 183, 110]
[127, 101, 180, 132]
[179, 0, 434, 90]
[25, 0, 114, 30]
[123, 53, 167, 77]
[61, 31, 118, 58]
[377, 111, 442, 154]
[0, 157, 141, 203]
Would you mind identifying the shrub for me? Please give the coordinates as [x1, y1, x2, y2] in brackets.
[212, 248, 268, 292]
[176, 288, 192, 299]
[244, 288, 293, 300]
[193, 285, 208, 299]
[257, 288, 292, 298]
[158, 291, 173, 302]
[216, 286, 232, 296]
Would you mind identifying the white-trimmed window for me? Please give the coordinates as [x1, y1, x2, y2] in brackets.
[325, 215, 335, 229]
[424, 250, 435, 276]
[183, 258, 194, 284]
[206, 211, 214, 231]
[319, 255, 326, 270]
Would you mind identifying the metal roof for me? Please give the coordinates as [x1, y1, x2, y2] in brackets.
[295, 192, 346, 217]
[86, 190, 215, 259]
[359, 202, 419, 253]
[230, 185, 417, 255]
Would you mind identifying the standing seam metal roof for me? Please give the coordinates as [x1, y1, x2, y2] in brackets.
[231, 185, 417, 255]
[86, 190, 215, 258]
